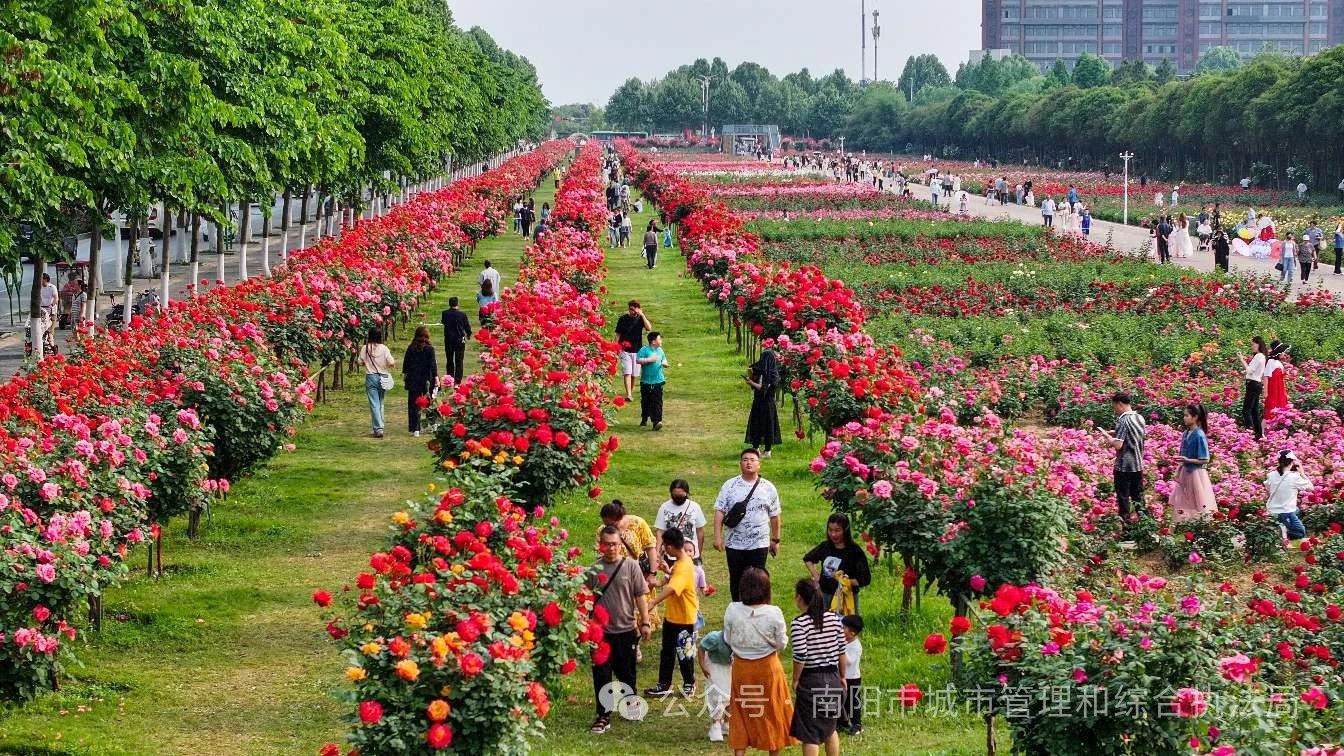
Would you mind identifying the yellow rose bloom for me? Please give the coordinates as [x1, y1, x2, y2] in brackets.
[406, 612, 428, 630]
[512, 455, 524, 465]
[435, 510, 453, 524]
[345, 666, 367, 682]
[427, 699, 451, 722]
[395, 659, 420, 681]
[507, 612, 528, 632]
[427, 483, 437, 492]
[361, 642, 383, 656]
[391, 511, 410, 525]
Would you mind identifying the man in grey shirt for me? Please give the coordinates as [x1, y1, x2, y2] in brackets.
[1097, 391, 1146, 519]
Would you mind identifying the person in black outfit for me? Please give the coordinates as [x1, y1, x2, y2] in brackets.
[802, 513, 872, 615]
[401, 326, 438, 436]
[1156, 215, 1173, 264]
[1212, 230, 1231, 273]
[615, 300, 652, 402]
[520, 203, 535, 238]
[744, 348, 782, 457]
[440, 296, 471, 384]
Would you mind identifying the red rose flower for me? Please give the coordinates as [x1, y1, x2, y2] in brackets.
[923, 633, 948, 654]
[358, 700, 384, 724]
[427, 723, 453, 749]
[312, 590, 332, 607]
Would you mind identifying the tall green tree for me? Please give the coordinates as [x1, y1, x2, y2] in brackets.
[606, 78, 653, 131]
[897, 54, 951, 101]
[1154, 58, 1177, 84]
[1196, 46, 1242, 74]
[1071, 53, 1111, 89]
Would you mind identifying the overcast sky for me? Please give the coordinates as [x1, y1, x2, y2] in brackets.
[450, 0, 981, 105]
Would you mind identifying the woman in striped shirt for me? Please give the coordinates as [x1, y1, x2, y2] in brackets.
[789, 579, 847, 754]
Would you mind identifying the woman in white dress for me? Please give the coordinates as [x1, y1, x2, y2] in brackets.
[1174, 213, 1193, 258]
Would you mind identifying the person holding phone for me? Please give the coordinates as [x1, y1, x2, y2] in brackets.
[1266, 450, 1312, 541]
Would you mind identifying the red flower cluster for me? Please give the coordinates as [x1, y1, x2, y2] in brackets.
[428, 142, 617, 506]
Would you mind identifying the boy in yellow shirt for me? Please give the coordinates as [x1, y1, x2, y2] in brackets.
[645, 528, 698, 699]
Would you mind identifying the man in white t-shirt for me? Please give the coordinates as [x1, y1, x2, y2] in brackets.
[38, 273, 58, 314]
[654, 478, 706, 568]
[713, 448, 781, 601]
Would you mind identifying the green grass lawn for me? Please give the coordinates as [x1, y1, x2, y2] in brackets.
[0, 176, 999, 754]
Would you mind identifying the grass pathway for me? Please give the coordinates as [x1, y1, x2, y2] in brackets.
[535, 191, 993, 754]
[0, 181, 557, 755]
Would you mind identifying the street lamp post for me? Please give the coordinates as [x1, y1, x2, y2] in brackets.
[861, 0, 866, 85]
[872, 11, 881, 82]
[838, 136, 845, 156]
[1120, 151, 1135, 225]
[696, 75, 713, 142]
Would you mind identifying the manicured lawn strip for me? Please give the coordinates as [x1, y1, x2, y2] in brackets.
[0, 180, 557, 756]
[534, 192, 999, 754]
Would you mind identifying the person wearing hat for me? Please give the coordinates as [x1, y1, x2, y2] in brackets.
[1264, 342, 1291, 420]
[698, 630, 733, 742]
[1266, 450, 1311, 541]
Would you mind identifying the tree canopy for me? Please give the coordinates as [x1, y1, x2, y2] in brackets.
[0, 0, 548, 270]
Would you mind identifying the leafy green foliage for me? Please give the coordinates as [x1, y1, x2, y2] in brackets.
[0, 0, 547, 271]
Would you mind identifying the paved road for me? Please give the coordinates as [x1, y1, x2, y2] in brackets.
[911, 180, 1344, 295]
[0, 151, 525, 379]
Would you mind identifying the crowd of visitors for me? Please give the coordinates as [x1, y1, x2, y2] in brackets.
[1093, 334, 1312, 545]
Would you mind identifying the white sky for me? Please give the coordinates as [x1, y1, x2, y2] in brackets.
[450, 0, 981, 105]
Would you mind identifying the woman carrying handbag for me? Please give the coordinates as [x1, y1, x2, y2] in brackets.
[361, 328, 395, 439]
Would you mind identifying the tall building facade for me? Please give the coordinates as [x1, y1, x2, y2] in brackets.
[982, 0, 1344, 72]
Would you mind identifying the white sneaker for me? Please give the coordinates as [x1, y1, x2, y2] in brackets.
[708, 722, 724, 742]
[413, 430, 420, 437]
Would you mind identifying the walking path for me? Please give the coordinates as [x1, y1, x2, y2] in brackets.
[536, 183, 985, 753]
[912, 180, 1344, 295]
[0, 153, 525, 379]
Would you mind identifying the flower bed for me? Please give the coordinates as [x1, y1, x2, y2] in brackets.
[320, 141, 620, 755]
[620, 146, 1344, 751]
[0, 142, 573, 704]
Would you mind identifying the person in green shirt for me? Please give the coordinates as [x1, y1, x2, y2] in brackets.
[636, 332, 668, 430]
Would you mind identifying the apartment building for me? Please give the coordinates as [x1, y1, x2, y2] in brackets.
[982, 0, 1344, 72]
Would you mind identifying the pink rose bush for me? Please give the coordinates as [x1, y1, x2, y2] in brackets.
[0, 142, 572, 702]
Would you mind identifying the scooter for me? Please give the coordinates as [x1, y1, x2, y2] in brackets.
[104, 290, 160, 330]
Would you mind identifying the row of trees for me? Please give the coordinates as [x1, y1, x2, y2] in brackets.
[604, 57, 857, 138]
[601, 48, 1235, 140]
[844, 46, 1344, 188]
[602, 45, 1342, 188]
[2, 0, 547, 329]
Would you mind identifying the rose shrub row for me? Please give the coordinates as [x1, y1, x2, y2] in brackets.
[321, 141, 621, 755]
[0, 142, 572, 702]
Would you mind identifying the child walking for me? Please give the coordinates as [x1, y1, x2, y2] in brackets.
[698, 630, 733, 742]
[840, 615, 864, 736]
[645, 528, 698, 698]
